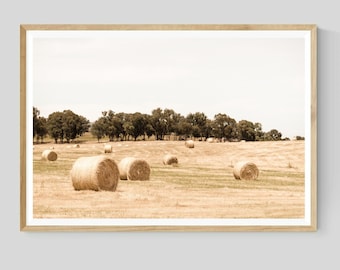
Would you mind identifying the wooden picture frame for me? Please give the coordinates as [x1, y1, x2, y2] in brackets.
[20, 24, 317, 231]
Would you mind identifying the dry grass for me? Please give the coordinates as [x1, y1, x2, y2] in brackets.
[32, 139, 305, 219]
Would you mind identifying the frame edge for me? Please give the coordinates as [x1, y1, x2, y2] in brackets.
[20, 24, 318, 232]
[20, 25, 28, 231]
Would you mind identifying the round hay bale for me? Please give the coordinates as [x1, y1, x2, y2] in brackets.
[163, 154, 178, 165]
[206, 138, 214, 143]
[74, 144, 80, 148]
[104, 144, 112, 153]
[118, 157, 150, 181]
[233, 161, 259, 180]
[185, 139, 194, 148]
[42, 150, 58, 161]
[71, 155, 119, 191]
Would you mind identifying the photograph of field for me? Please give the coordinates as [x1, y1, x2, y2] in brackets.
[32, 135, 305, 219]
[22, 25, 316, 229]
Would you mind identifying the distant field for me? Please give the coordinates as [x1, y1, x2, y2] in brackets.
[32, 138, 305, 219]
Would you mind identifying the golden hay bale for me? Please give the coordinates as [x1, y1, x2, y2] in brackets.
[185, 139, 194, 148]
[42, 150, 58, 161]
[163, 154, 178, 165]
[233, 161, 259, 180]
[206, 138, 214, 143]
[70, 155, 119, 191]
[104, 144, 112, 153]
[118, 157, 150, 181]
[74, 144, 80, 148]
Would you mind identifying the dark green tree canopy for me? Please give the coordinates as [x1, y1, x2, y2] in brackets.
[264, 129, 282, 141]
[186, 112, 208, 139]
[238, 120, 256, 141]
[34, 106, 292, 143]
[33, 107, 48, 143]
[212, 113, 238, 140]
[46, 110, 90, 143]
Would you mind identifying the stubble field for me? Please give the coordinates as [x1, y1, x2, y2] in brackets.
[32, 138, 305, 219]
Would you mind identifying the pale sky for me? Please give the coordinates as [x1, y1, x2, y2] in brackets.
[30, 30, 309, 139]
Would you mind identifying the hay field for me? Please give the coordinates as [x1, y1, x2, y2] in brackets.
[32, 139, 305, 219]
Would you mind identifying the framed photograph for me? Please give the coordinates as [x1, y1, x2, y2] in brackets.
[20, 24, 317, 231]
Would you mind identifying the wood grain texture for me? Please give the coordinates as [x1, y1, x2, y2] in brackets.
[310, 25, 318, 231]
[20, 24, 317, 31]
[21, 225, 317, 232]
[20, 25, 27, 231]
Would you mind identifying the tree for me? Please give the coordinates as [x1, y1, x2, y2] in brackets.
[62, 110, 77, 143]
[174, 115, 192, 139]
[90, 117, 106, 142]
[98, 110, 127, 141]
[47, 111, 64, 143]
[129, 112, 148, 140]
[46, 110, 89, 143]
[186, 112, 208, 139]
[163, 108, 180, 135]
[150, 108, 167, 140]
[212, 113, 238, 140]
[35, 116, 48, 143]
[254, 122, 264, 141]
[62, 110, 90, 143]
[77, 115, 91, 136]
[238, 120, 256, 141]
[143, 114, 154, 139]
[264, 129, 282, 141]
[202, 119, 213, 139]
[33, 107, 39, 139]
[113, 112, 127, 140]
[33, 107, 48, 143]
[295, 136, 305, 140]
[123, 120, 134, 141]
[103, 110, 117, 141]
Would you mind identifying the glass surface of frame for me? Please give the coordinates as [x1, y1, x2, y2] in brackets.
[20, 24, 317, 231]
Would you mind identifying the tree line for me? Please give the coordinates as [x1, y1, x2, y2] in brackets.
[33, 106, 290, 143]
[33, 107, 90, 143]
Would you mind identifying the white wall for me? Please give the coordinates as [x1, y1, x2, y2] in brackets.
[1, 0, 338, 269]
